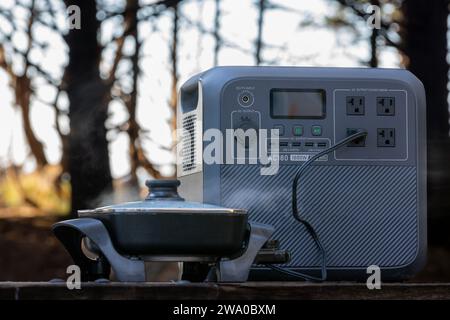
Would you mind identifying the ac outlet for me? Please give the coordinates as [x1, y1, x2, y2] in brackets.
[346, 96, 365, 115]
[347, 128, 366, 147]
[377, 97, 395, 116]
[377, 128, 395, 147]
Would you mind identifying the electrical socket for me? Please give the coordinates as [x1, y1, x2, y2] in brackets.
[347, 128, 366, 147]
[377, 97, 395, 116]
[346, 96, 365, 115]
[377, 128, 395, 147]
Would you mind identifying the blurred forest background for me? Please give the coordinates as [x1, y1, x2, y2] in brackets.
[1, 0, 450, 281]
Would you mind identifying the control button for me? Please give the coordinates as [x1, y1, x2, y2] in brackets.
[311, 125, 322, 136]
[232, 112, 260, 131]
[293, 125, 303, 136]
[232, 112, 260, 149]
[273, 125, 285, 136]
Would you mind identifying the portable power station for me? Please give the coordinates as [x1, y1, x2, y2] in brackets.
[176, 66, 427, 281]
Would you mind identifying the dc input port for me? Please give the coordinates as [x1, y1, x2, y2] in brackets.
[238, 91, 254, 107]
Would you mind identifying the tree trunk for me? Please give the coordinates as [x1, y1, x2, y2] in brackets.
[16, 75, 49, 167]
[0, 0, 48, 168]
[255, 0, 265, 65]
[368, 0, 379, 67]
[126, 0, 140, 186]
[169, 4, 179, 140]
[400, 0, 450, 245]
[213, 0, 221, 66]
[64, 0, 112, 215]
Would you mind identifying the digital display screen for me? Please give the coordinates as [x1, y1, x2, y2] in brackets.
[270, 89, 325, 118]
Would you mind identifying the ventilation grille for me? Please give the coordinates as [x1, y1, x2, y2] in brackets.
[180, 113, 198, 175]
[221, 165, 418, 268]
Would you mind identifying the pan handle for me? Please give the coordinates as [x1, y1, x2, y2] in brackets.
[213, 222, 275, 282]
[53, 218, 146, 282]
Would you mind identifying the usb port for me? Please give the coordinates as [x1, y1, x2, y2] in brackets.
[305, 142, 314, 147]
[292, 142, 301, 147]
[279, 141, 289, 147]
[317, 142, 327, 148]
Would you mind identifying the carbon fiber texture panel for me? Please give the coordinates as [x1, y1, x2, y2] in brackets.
[220, 165, 418, 268]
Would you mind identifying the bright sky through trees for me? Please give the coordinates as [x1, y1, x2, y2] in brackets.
[0, 0, 400, 181]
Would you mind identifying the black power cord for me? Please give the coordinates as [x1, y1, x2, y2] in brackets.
[266, 129, 368, 281]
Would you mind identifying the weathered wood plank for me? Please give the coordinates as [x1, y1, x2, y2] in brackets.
[0, 282, 221, 300]
[0, 282, 449, 300]
[218, 282, 450, 300]
[0, 283, 16, 300]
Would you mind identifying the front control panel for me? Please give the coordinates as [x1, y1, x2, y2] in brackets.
[221, 79, 415, 166]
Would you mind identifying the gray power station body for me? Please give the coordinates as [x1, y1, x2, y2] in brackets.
[177, 66, 427, 281]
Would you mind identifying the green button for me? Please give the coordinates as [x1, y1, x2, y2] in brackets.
[293, 126, 303, 136]
[312, 125, 322, 136]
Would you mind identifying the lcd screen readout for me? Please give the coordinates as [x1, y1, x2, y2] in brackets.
[270, 89, 325, 118]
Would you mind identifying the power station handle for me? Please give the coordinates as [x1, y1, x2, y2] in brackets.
[180, 72, 204, 113]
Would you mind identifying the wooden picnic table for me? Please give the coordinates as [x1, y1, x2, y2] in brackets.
[0, 282, 449, 300]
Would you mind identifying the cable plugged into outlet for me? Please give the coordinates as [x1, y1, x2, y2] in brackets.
[346, 128, 366, 147]
[269, 128, 368, 282]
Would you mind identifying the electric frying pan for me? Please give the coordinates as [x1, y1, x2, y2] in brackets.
[78, 180, 248, 256]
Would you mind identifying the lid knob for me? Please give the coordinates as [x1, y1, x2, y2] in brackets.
[145, 179, 184, 201]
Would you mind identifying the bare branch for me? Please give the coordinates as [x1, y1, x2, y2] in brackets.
[100, 0, 182, 21]
[180, 15, 255, 55]
[0, 31, 60, 86]
[334, 0, 402, 50]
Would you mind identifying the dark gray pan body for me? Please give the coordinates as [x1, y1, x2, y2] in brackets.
[79, 211, 248, 256]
